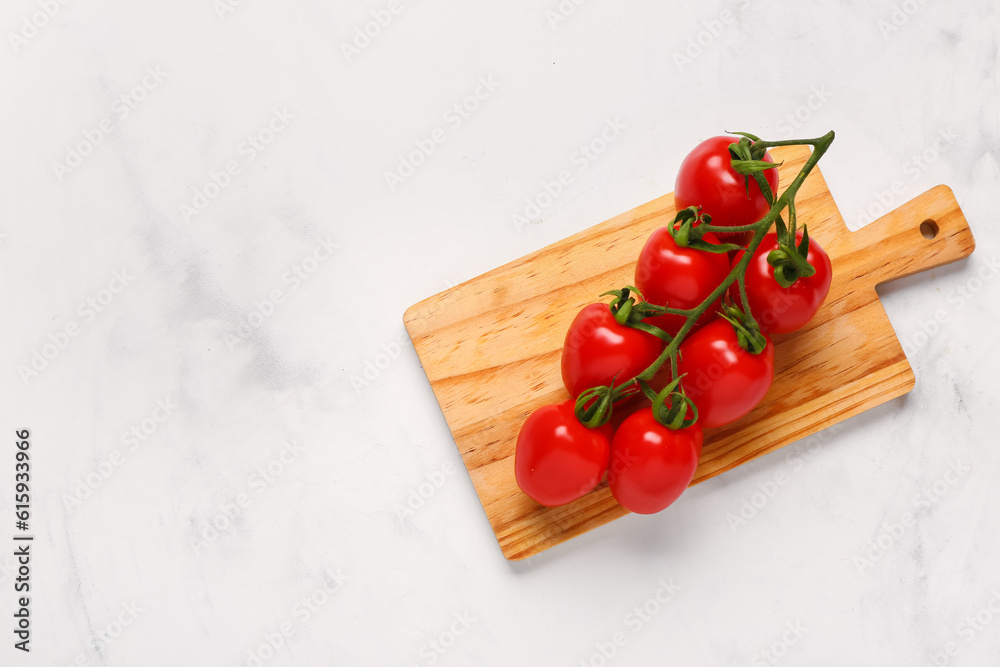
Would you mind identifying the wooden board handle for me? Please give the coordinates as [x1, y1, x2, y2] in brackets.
[845, 185, 976, 287]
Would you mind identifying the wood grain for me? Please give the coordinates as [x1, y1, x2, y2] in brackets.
[403, 145, 976, 561]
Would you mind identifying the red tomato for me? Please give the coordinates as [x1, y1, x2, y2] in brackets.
[514, 400, 611, 507]
[561, 303, 663, 398]
[674, 136, 779, 246]
[607, 407, 703, 514]
[677, 319, 774, 429]
[730, 233, 833, 335]
[634, 226, 730, 336]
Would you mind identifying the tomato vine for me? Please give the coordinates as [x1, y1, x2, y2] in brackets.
[574, 130, 836, 429]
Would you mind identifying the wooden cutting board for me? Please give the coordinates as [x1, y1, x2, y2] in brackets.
[403, 144, 975, 561]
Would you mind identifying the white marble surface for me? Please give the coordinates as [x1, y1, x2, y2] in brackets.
[2, 0, 999, 665]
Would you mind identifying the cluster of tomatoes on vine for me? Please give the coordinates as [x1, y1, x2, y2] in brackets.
[515, 132, 836, 515]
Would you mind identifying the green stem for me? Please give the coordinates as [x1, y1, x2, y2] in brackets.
[787, 199, 797, 242]
[607, 131, 834, 402]
[613, 297, 632, 326]
[699, 221, 765, 234]
[648, 305, 697, 317]
[737, 272, 755, 329]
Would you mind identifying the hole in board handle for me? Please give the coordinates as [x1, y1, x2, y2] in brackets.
[920, 219, 939, 240]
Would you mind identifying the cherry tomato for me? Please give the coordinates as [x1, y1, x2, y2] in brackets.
[674, 136, 779, 246]
[634, 226, 730, 336]
[677, 319, 774, 429]
[730, 232, 833, 335]
[561, 303, 663, 398]
[607, 407, 702, 514]
[514, 400, 611, 507]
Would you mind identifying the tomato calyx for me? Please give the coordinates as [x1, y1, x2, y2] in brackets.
[573, 378, 620, 429]
[602, 286, 674, 341]
[767, 231, 817, 287]
[718, 302, 768, 355]
[727, 131, 783, 199]
[641, 375, 699, 430]
[767, 203, 818, 288]
[667, 207, 742, 254]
